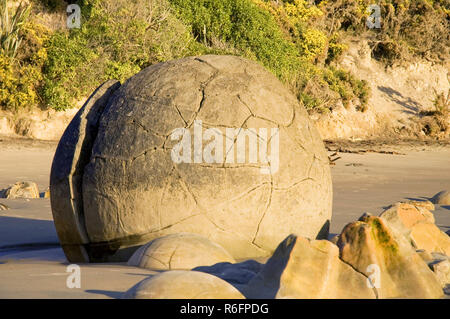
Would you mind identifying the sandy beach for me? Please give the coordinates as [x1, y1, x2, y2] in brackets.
[0, 138, 449, 298]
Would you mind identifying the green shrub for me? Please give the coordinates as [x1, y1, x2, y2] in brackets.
[41, 0, 203, 110]
[168, 0, 301, 79]
[252, 0, 327, 61]
[0, 17, 47, 112]
[34, 0, 67, 12]
[0, 0, 31, 58]
[326, 33, 348, 64]
[300, 92, 322, 111]
[42, 31, 98, 110]
[320, 0, 449, 63]
[0, 53, 42, 111]
[322, 66, 370, 110]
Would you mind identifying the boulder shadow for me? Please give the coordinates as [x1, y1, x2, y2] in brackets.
[0, 216, 59, 249]
[0, 216, 61, 261]
[193, 260, 264, 298]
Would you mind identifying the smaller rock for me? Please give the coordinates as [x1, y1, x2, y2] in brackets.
[410, 223, 450, 256]
[123, 270, 245, 299]
[431, 190, 450, 205]
[337, 215, 443, 299]
[127, 233, 235, 270]
[0, 203, 9, 210]
[380, 202, 450, 256]
[244, 234, 376, 299]
[1, 182, 40, 199]
[429, 259, 450, 288]
[407, 200, 435, 211]
[381, 202, 435, 229]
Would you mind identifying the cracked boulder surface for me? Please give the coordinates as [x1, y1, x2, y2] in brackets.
[123, 270, 245, 299]
[50, 55, 332, 262]
[127, 233, 235, 270]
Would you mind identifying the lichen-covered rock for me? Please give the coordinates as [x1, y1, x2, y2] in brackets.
[50, 55, 332, 262]
[1, 181, 40, 199]
[123, 270, 245, 299]
[127, 233, 235, 270]
[243, 234, 376, 299]
[337, 215, 443, 299]
[431, 190, 450, 205]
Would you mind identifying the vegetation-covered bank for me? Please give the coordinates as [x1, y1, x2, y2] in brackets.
[0, 0, 448, 117]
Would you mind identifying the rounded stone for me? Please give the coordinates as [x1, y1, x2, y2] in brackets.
[127, 233, 235, 270]
[431, 190, 450, 205]
[50, 55, 332, 262]
[123, 270, 245, 299]
[1, 181, 40, 199]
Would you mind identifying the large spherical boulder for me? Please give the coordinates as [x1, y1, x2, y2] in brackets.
[50, 55, 332, 262]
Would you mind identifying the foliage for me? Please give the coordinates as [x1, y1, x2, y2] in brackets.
[432, 89, 449, 116]
[9, 0, 446, 115]
[0, 2, 53, 111]
[0, 52, 43, 111]
[252, 0, 327, 60]
[41, 0, 203, 110]
[322, 67, 370, 110]
[168, 0, 301, 78]
[319, 0, 449, 64]
[0, 0, 31, 58]
[35, 0, 67, 12]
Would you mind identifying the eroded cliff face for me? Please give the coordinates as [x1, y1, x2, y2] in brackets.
[313, 39, 449, 141]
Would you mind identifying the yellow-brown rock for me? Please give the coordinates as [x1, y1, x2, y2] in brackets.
[380, 202, 450, 256]
[407, 200, 435, 211]
[410, 223, 450, 256]
[429, 258, 450, 288]
[337, 215, 443, 299]
[244, 234, 376, 299]
[1, 181, 40, 199]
